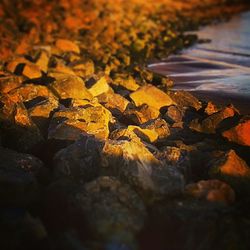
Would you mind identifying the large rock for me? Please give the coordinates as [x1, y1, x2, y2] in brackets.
[75, 176, 146, 247]
[48, 104, 112, 141]
[49, 74, 93, 100]
[0, 147, 44, 206]
[222, 116, 250, 146]
[102, 139, 184, 202]
[53, 135, 103, 182]
[130, 84, 174, 111]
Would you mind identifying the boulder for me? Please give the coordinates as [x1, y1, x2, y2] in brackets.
[53, 135, 103, 182]
[0, 147, 45, 206]
[222, 116, 250, 146]
[49, 74, 92, 100]
[48, 104, 112, 141]
[102, 139, 184, 202]
[130, 84, 174, 110]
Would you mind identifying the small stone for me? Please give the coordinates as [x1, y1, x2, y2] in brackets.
[164, 105, 183, 124]
[0, 75, 23, 94]
[222, 116, 250, 146]
[130, 84, 174, 110]
[55, 39, 80, 54]
[204, 101, 218, 115]
[113, 74, 140, 91]
[185, 179, 235, 205]
[22, 63, 42, 79]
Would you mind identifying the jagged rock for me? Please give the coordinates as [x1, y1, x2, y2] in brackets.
[49, 74, 93, 100]
[190, 105, 238, 134]
[0, 75, 23, 94]
[6, 57, 30, 73]
[70, 58, 95, 77]
[85, 74, 112, 96]
[22, 63, 43, 79]
[75, 176, 146, 246]
[169, 91, 202, 110]
[163, 105, 183, 124]
[35, 50, 50, 73]
[185, 179, 235, 205]
[204, 101, 219, 115]
[112, 73, 140, 91]
[55, 39, 80, 54]
[48, 104, 112, 141]
[130, 84, 174, 110]
[123, 104, 160, 125]
[53, 135, 103, 182]
[102, 139, 185, 202]
[222, 116, 250, 146]
[97, 91, 130, 116]
[0, 147, 45, 206]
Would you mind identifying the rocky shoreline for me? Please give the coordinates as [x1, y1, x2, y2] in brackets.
[1, 1, 250, 249]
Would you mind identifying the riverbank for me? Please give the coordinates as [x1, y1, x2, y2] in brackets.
[1, 1, 250, 250]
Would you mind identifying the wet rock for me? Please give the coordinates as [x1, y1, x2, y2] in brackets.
[222, 115, 250, 146]
[0, 75, 23, 94]
[123, 104, 160, 125]
[49, 74, 93, 100]
[53, 135, 103, 182]
[185, 179, 235, 205]
[190, 105, 238, 134]
[75, 176, 146, 247]
[55, 39, 80, 54]
[102, 139, 185, 202]
[169, 91, 202, 110]
[0, 147, 44, 206]
[48, 104, 112, 141]
[130, 84, 174, 110]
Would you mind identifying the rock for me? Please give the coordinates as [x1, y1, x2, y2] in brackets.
[169, 91, 202, 110]
[130, 84, 174, 111]
[0, 75, 23, 94]
[185, 179, 235, 205]
[6, 57, 30, 73]
[97, 91, 130, 115]
[209, 150, 250, 178]
[35, 50, 50, 73]
[71, 58, 95, 77]
[22, 63, 43, 79]
[112, 73, 140, 91]
[75, 176, 146, 246]
[49, 74, 93, 100]
[123, 104, 160, 125]
[222, 116, 250, 146]
[48, 104, 112, 141]
[204, 101, 218, 115]
[0, 147, 44, 206]
[55, 39, 80, 54]
[163, 105, 183, 124]
[102, 139, 184, 202]
[53, 135, 103, 182]
[190, 105, 238, 134]
[85, 74, 112, 96]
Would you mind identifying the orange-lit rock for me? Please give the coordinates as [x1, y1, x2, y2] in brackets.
[55, 39, 80, 54]
[204, 101, 218, 115]
[113, 74, 140, 91]
[190, 105, 238, 134]
[86, 75, 112, 97]
[185, 179, 235, 205]
[22, 63, 42, 79]
[209, 150, 250, 178]
[222, 116, 250, 146]
[130, 84, 174, 110]
[0, 75, 23, 94]
[49, 74, 93, 100]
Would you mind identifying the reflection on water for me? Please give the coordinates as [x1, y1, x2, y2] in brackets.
[149, 11, 250, 103]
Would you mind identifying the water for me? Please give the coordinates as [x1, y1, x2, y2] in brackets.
[149, 11, 250, 113]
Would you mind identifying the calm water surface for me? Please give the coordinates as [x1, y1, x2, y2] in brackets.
[149, 11, 250, 112]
